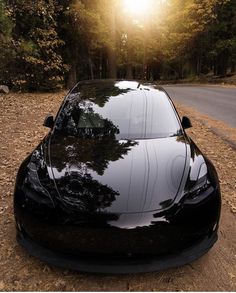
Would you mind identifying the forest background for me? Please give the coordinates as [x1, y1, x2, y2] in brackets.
[0, 0, 235, 91]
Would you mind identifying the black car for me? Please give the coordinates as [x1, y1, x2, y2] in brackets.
[14, 80, 221, 274]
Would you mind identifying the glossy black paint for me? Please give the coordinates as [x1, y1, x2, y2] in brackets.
[14, 80, 221, 273]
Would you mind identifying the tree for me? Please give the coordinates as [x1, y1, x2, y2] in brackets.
[61, 0, 113, 85]
[0, 0, 15, 85]
[207, 0, 236, 75]
[8, 0, 66, 91]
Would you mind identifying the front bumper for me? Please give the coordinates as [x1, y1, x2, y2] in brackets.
[17, 230, 217, 274]
[14, 177, 221, 273]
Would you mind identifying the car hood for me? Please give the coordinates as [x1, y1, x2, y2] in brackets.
[48, 134, 188, 214]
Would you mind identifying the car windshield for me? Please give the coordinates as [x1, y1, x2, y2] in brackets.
[54, 82, 182, 140]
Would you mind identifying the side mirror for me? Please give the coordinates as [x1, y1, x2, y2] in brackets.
[43, 115, 54, 129]
[182, 116, 192, 130]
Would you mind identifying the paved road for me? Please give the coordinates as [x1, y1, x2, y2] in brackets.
[164, 85, 236, 128]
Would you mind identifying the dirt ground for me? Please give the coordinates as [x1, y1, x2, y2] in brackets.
[0, 92, 236, 291]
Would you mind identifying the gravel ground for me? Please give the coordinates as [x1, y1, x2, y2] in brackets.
[0, 92, 236, 291]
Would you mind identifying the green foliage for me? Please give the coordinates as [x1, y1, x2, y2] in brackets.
[0, 0, 12, 37]
[1, 0, 67, 91]
[207, 0, 236, 75]
[14, 0, 67, 91]
[0, 0, 15, 82]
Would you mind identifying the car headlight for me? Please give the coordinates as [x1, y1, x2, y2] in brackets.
[22, 151, 55, 207]
[185, 163, 214, 204]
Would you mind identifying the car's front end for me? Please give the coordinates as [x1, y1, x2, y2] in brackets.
[14, 136, 221, 274]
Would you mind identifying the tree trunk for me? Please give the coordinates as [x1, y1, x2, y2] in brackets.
[126, 38, 133, 79]
[99, 49, 103, 78]
[126, 25, 133, 80]
[142, 41, 147, 80]
[142, 19, 148, 80]
[107, 47, 116, 78]
[231, 62, 235, 73]
[213, 59, 217, 76]
[196, 56, 201, 76]
[107, 6, 117, 79]
[216, 51, 228, 76]
[88, 50, 94, 80]
[66, 64, 77, 89]
[177, 62, 183, 79]
[126, 64, 133, 79]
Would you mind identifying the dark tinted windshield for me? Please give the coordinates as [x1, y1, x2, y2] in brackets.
[54, 81, 181, 140]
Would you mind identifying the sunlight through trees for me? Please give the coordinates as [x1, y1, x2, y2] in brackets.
[0, 0, 235, 91]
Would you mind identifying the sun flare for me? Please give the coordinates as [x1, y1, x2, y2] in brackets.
[123, 0, 154, 16]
